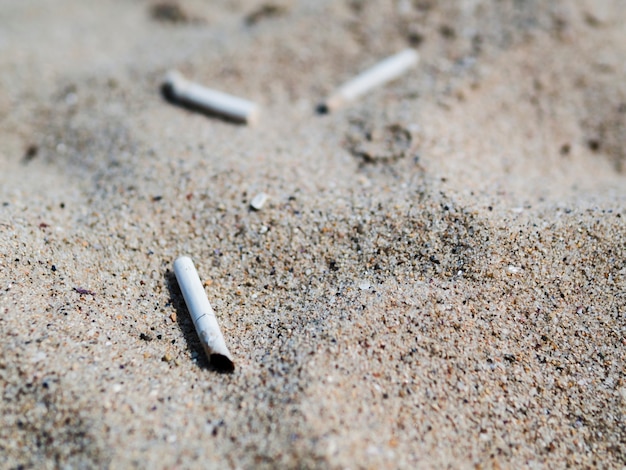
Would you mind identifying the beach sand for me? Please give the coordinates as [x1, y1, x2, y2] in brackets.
[1, 0, 625, 468]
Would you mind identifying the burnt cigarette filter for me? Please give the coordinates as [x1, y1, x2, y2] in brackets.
[173, 256, 234, 372]
[164, 70, 259, 125]
[322, 49, 419, 112]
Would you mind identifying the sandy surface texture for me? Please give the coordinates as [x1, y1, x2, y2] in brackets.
[1, 0, 625, 468]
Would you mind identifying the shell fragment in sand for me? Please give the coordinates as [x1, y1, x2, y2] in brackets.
[163, 70, 259, 125]
[322, 49, 419, 112]
[173, 256, 234, 372]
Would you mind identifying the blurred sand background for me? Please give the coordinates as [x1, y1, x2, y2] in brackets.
[0, 0, 625, 468]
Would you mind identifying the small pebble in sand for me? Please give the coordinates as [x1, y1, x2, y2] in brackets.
[163, 70, 259, 125]
[73, 287, 96, 296]
[358, 280, 371, 290]
[245, 2, 290, 25]
[173, 256, 234, 372]
[321, 49, 419, 112]
[150, 2, 189, 23]
[139, 332, 153, 342]
[250, 193, 269, 211]
[31, 351, 47, 363]
[22, 144, 39, 163]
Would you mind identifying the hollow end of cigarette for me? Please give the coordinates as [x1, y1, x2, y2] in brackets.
[316, 103, 330, 114]
[246, 106, 260, 127]
[210, 353, 235, 373]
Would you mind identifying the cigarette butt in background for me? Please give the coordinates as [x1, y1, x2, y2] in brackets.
[163, 70, 260, 125]
[173, 256, 234, 372]
[321, 49, 419, 112]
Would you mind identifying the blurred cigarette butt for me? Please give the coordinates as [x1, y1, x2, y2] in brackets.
[321, 49, 419, 112]
[163, 70, 259, 125]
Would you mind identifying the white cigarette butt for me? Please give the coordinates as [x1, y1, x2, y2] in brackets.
[173, 256, 234, 372]
[322, 49, 419, 112]
[164, 70, 259, 125]
[250, 192, 269, 211]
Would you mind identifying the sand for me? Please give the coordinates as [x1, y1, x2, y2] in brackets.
[1, 0, 625, 468]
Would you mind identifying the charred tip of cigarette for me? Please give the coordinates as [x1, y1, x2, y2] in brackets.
[316, 103, 330, 115]
[160, 82, 176, 102]
[318, 96, 343, 114]
[210, 354, 235, 373]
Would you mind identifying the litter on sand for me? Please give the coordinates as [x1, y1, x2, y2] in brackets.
[173, 256, 235, 372]
[163, 70, 259, 125]
[321, 49, 419, 112]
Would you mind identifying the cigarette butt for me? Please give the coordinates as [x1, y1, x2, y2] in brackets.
[250, 192, 269, 211]
[321, 49, 419, 112]
[163, 70, 259, 125]
[173, 256, 234, 372]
